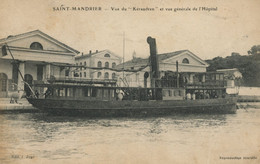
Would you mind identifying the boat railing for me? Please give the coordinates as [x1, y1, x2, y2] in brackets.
[156, 79, 225, 88]
[185, 81, 225, 88]
[46, 77, 117, 85]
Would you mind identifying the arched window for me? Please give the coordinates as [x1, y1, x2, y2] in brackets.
[84, 61, 87, 70]
[105, 62, 109, 68]
[80, 62, 82, 70]
[30, 42, 43, 50]
[112, 62, 116, 68]
[104, 72, 109, 79]
[98, 61, 102, 68]
[80, 72, 82, 77]
[0, 73, 8, 91]
[97, 72, 102, 78]
[112, 73, 116, 79]
[182, 58, 189, 64]
[104, 53, 110, 57]
[84, 72, 86, 77]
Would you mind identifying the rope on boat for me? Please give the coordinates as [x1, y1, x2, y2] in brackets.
[3, 44, 37, 98]
[236, 103, 249, 111]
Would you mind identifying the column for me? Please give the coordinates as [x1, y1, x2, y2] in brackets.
[45, 63, 51, 79]
[18, 61, 25, 90]
[189, 74, 194, 84]
[202, 74, 206, 82]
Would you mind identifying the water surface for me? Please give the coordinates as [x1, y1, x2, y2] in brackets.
[0, 108, 259, 164]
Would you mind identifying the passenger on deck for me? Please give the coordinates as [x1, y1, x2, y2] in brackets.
[205, 92, 210, 99]
[35, 90, 39, 98]
[192, 93, 196, 100]
[186, 93, 191, 100]
[117, 90, 124, 101]
[44, 87, 53, 98]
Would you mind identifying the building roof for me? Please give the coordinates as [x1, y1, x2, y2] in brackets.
[0, 30, 80, 54]
[75, 49, 122, 60]
[217, 68, 242, 78]
[216, 68, 240, 72]
[115, 50, 192, 70]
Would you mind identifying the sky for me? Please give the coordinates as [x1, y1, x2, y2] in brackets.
[0, 0, 259, 61]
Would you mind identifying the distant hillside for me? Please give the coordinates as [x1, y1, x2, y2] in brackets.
[205, 53, 260, 87]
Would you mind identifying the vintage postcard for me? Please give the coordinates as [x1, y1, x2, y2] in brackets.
[0, 0, 259, 163]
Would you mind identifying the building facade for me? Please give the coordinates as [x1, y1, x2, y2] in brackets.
[75, 50, 122, 80]
[115, 50, 209, 87]
[0, 30, 79, 98]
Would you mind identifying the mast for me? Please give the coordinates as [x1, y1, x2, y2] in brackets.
[176, 60, 179, 88]
[123, 32, 125, 79]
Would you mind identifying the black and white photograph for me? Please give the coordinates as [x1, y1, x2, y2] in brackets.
[0, 0, 259, 163]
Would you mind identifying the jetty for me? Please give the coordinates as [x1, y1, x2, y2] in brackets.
[0, 98, 38, 113]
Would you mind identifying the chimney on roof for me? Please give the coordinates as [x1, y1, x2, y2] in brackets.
[89, 50, 92, 54]
[96, 50, 98, 53]
[81, 52, 83, 56]
[132, 51, 136, 59]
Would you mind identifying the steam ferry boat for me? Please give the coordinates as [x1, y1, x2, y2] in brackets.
[26, 37, 237, 116]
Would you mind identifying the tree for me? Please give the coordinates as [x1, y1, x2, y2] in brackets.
[248, 45, 260, 55]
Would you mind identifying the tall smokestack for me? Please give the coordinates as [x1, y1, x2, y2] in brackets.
[147, 36, 159, 79]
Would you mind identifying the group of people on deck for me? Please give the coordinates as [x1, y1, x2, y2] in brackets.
[186, 90, 224, 100]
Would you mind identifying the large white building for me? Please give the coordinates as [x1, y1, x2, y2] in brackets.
[75, 50, 122, 80]
[0, 30, 79, 98]
[115, 50, 209, 87]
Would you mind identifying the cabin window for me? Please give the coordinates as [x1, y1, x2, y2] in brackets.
[65, 69, 69, 76]
[30, 42, 43, 50]
[75, 88, 83, 97]
[112, 73, 116, 79]
[219, 74, 224, 80]
[111, 89, 115, 98]
[97, 72, 102, 78]
[104, 53, 110, 57]
[112, 62, 116, 68]
[174, 90, 177, 96]
[91, 88, 97, 97]
[182, 58, 189, 64]
[163, 90, 166, 97]
[211, 75, 215, 80]
[216, 74, 220, 80]
[98, 61, 102, 68]
[59, 88, 65, 96]
[168, 90, 172, 97]
[84, 88, 89, 97]
[105, 62, 109, 68]
[103, 89, 109, 99]
[105, 72, 109, 79]
[67, 88, 74, 97]
[97, 89, 103, 98]
[0, 73, 7, 91]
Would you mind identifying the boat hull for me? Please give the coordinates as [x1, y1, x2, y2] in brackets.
[27, 97, 237, 116]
